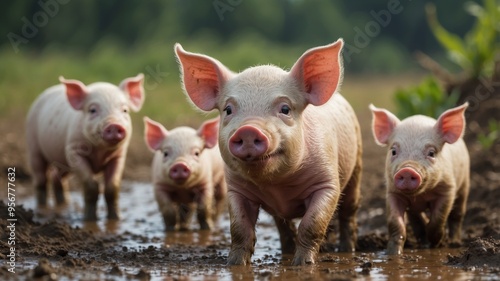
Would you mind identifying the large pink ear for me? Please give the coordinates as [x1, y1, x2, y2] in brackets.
[434, 102, 468, 144]
[197, 116, 220, 149]
[290, 39, 344, 106]
[143, 117, 168, 152]
[174, 43, 233, 111]
[120, 73, 145, 112]
[369, 104, 400, 146]
[59, 76, 88, 110]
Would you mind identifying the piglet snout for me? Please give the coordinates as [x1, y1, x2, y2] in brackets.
[103, 124, 126, 144]
[169, 162, 191, 182]
[394, 167, 421, 191]
[229, 125, 269, 161]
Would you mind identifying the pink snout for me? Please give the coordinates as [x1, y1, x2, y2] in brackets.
[394, 167, 421, 191]
[229, 125, 269, 161]
[103, 124, 126, 144]
[169, 162, 191, 182]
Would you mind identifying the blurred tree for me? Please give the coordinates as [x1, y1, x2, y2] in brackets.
[0, 0, 485, 73]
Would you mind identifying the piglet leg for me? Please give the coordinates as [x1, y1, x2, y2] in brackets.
[227, 191, 260, 265]
[293, 187, 338, 266]
[104, 156, 126, 220]
[386, 194, 407, 255]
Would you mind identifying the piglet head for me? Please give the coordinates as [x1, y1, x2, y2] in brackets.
[60, 74, 145, 147]
[144, 116, 219, 186]
[175, 40, 344, 181]
[370, 103, 468, 194]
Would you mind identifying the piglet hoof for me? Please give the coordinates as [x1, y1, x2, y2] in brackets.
[198, 220, 213, 231]
[227, 249, 251, 266]
[83, 205, 98, 221]
[178, 225, 190, 232]
[291, 249, 316, 266]
[338, 241, 356, 252]
[107, 210, 120, 221]
[449, 240, 462, 248]
[427, 229, 445, 248]
[36, 187, 48, 207]
[54, 193, 68, 206]
[386, 240, 403, 255]
[164, 225, 176, 232]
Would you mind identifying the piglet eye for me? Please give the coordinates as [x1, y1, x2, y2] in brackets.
[89, 106, 97, 114]
[391, 148, 397, 156]
[224, 105, 232, 116]
[194, 150, 200, 157]
[427, 150, 436, 158]
[280, 105, 291, 115]
[163, 151, 169, 158]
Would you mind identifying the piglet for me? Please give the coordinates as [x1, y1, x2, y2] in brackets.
[175, 39, 362, 265]
[144, 117, 226, 231]
[369, 103, 470, 255]
[26, 75, 145, 221]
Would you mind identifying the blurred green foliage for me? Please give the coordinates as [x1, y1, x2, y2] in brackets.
[2, 1, 484, 72]
[426, 0, 500, 77]
[477, 119, 500, 150]
[0, 0, 491, 127]
[393, 76, 459, 119]
[394, 0, 498, 119]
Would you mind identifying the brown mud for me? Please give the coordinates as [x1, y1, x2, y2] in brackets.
[1, 111, 499, 280]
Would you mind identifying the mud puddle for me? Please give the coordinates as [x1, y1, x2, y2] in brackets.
[3, 181, 499, 280]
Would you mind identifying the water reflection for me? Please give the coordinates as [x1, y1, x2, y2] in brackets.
[16, 181, 499, 280]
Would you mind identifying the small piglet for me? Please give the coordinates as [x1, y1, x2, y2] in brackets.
[175, 39, 362, 265]
[369, 103, 470, 255]
[144, 117, 227, 231]
[26, 75, 145, 221]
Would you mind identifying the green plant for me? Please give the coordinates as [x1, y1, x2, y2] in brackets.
[477, 119, 500, 150]
[394, 76, 459, 119]
[426, 0, 500, 77]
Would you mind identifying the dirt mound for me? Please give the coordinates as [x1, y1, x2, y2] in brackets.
[447, 237, 500, 270]
[0, 201, 107, 261]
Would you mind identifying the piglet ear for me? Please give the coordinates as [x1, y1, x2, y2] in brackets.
[59, 76, 88, 110]
[197, 116, 219, 149]
[369, 104, 400, 146]
[175, 43, 234, 111]
[434, 102, 468, 144]
[143, 117, 168, 152]
[290, 39, 344, 106]
[120, 73, 145, 112]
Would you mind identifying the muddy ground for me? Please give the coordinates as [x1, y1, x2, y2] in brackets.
[1, 110, 499, 280]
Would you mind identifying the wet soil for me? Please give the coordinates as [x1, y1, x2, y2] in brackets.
[1, 111, 499, 280]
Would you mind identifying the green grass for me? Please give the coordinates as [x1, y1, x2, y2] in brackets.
[0, 40, 420, 136]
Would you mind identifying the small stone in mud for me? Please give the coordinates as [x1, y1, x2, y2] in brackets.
[108, 264, 122, 276]
[133, 269, 151, 280]
[56, 249, 68, 257]
[361, 261, 372, 269]
[259, 271, 272, 278]
[320, 254, 339, 263]
[361, 261, 372, 275]
[33, 259, 57, 280]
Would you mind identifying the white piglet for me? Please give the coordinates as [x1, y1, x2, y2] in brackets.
[175, 39, 362, 266]
[370, 103, 470, 255]
[144, 117, 226, 231]
[26, 74, 145, 221]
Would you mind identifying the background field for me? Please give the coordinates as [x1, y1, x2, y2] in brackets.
[1, 0, 481, 124]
